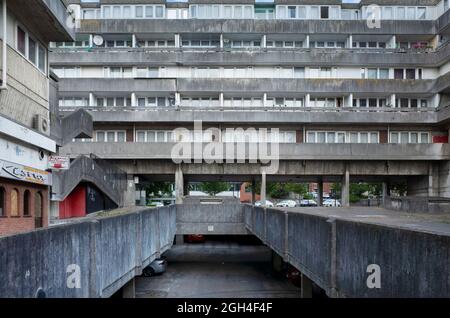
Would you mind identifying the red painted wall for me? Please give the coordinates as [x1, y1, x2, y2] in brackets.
[59, 185, 86, 219]
[432, 135, 448, 144]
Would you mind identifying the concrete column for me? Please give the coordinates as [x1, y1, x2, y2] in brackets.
[318, 181, 323, 207]
[139, 190, 146, 206]
[347, 93, 353, 107]
[433, 93, 441, 108]
[89, 34, 94, 47]
[389, 35, 396, 49]
[261, 34, 267, 48]
[89, 92, 95, 107]
[175, 33, 181, 48]
[305, 35, 310, 48]
[429, 163, 439, 197]
[348, 34, 353, 48]
[122, 278, 135, 298]
[263, 93, 268, 107]
[341, 167, 350, 207]
[175, 92, 181, 106]
[382, 181, 390, 206]
[261, 170, 267, 207]
[390, 94, 396, 108]
[131, 92, 137, 107]
[132, 34, 137, 48]
[220, 34, 224, 49]
[300, 273, 313, 298]
[305, 94, 311, 108]
[124, 175, 137, 207]
[175, 165, 184, 204]
[219, 92, 224, 107]
[271, 251, 283, 273]
[175, 235, 184, 245]
[251, 179, 256, 204]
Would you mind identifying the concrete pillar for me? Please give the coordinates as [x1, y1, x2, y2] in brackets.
[175, 165, 184, 204]
[263, 93, 268, 107]
[305, 94, 311, 108]
[122, 278, 135, 298]
[175, 92, 181, 106]
[89, 93, 95, 107]
[261, 34, 267, 48]
[271, 251, 283, 273]
[132, 34, 137, 48]
[348, 34, 353, 48]
[220, 33, 224, 49]
[89, 34, 94, 47]
[139, 190, 146, 206]
[219, 92, 224, 107]
[389, 35, 396, 49]
[175, 235, 184, 245]
[300, 273, 313, 298]
[318, 181, 323, 207]
[305, 35, 310, 48]
[251, 179, 256, 204]
[341, 167, 350, 207]
[261, 170, 267, 207]
[175, 33, 181, 48]
[131, 92, 137, 107]
[124, 175, 137, 207]
[382, 181, 390, 206]
[429, 163, 439, 197]
[433, 93, 441, 108]
[390, 94, 396, 108]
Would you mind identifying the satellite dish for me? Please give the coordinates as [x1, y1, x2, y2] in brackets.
[93, 35, 104, 46]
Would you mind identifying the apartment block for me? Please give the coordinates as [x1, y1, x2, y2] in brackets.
[0, 0, 75, 236]
[51, 0, 450, 213]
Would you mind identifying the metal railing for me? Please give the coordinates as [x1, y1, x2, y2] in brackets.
[58, 105, 438, 113]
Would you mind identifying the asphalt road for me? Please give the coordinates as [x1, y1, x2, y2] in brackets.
[135, 242, 300, 298]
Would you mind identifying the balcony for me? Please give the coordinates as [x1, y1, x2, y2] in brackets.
[8, 0, 75, 42]
[59, 142, 450, 161]
[57, 105, 439, 125]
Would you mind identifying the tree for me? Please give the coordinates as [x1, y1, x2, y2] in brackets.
[144, 182, 173, 198]
[198, 182, 230, 196]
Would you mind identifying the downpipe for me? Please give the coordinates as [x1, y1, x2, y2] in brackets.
[0, 0, 7, 91]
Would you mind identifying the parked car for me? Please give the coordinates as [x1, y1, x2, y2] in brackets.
[323, 199, 341, 207]
[276, 200, 297, 208]
[300, 199, 318, 207]
[148, 201, 164, 208]
[142, 258, 167, 277]
[185, 234, 205, 243]
[254, 200, 274, 207]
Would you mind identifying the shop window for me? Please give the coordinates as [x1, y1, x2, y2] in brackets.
[11, 189, 19, 217]
[0, 187, 5, 216]
[23, 190, 31, 216]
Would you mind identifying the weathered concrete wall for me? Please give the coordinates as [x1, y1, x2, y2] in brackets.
[176, 197, 247, 235]
[0, 206, 176, 298]
[244, 206, 450, 298]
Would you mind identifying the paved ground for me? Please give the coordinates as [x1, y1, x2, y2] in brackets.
[135, 243, 300, 298]
[278, 206, 450, 236]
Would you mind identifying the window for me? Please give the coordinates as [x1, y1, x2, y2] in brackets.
[155, 6, 164, 18]
[394, 69, 404, 79]
[17, 27, 26, 55]
[0, 187, 5, 217]
[321, 6, 329, 19]
[23, 190, 31, 216]
[405, 69, 415, 80]
[379, 69, 389, 79]
[417, 7, 426, 20]
[28, 38, 37, 65]
[288, 6, 296, 18]
[11, 189, 19, 217]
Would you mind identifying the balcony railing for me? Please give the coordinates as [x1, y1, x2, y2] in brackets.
[58, 105, 438, 113]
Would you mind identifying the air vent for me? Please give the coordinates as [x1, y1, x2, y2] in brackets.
[33, 114, 49, 134]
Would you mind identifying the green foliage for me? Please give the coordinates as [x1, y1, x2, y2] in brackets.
[144, 182, 173, 198]
[331, 182, 383, 203]
[198, 182, 230, 196]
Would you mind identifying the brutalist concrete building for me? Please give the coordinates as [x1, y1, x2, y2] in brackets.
[50, 0, 450, 217]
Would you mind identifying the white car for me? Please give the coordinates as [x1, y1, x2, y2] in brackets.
[323, 199, 341, 207]
[276, 200, 297, 208]
[300, 199, 318, 207]
[254, 200, 274, 207]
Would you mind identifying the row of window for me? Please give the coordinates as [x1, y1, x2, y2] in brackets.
[87, 130, 433, 144]
[79, 5, 433, 21]
[306, 131, 430, 144]
[0, 186, 44, 219]
[16, 26, 46, 74]
[59, 96, 433, 109]
[52, 66, 425, 80]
